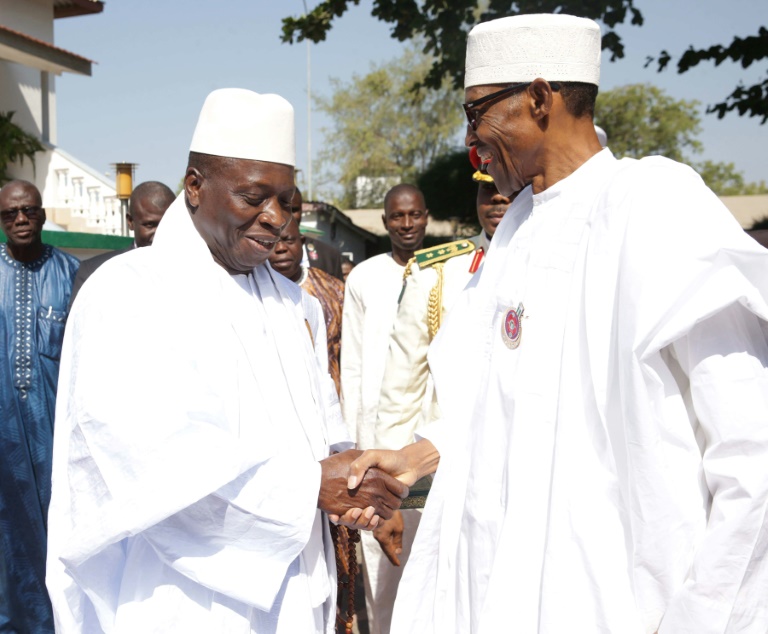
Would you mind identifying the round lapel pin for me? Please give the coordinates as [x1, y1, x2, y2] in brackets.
[501, 302, 525, 349]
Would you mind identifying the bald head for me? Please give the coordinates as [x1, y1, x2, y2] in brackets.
[127, 181, 175, 247]
[0, 179, 41, 203]
[383, 184, 425, 215]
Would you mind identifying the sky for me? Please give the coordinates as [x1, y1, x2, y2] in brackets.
[53, 0, 767, 201]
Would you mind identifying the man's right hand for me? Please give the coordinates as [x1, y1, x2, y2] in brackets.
[347, 439, 440, 490]
[318, 450, 409, 525]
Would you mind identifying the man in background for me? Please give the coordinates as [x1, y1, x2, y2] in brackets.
[341, 256, 355, 282]
[340, 183, 428, 634]
[0, 180, 78, 632]
[69, 180, 175, 304]
[270, 217, 345, 394]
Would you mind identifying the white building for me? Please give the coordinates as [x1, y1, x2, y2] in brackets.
[0, 0, 122, 235]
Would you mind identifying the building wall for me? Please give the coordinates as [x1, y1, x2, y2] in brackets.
[0, 0, 57, 142]
[302, 209, 374, 263]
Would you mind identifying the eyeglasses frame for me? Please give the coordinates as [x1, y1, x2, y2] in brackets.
[463, 81, 561, 130]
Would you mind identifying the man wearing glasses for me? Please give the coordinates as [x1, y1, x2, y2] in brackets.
[348, 13, 768, 634]
[0, 179, 78, 632]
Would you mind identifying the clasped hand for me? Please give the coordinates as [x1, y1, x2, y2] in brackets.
[318, 442, 437, 531]
[317, 449, 409, 530]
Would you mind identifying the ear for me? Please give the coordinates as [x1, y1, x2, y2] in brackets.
[381, 213, 387, 230]
[424, 209, 430, 225]
[528, 78, 556, 122]
[184, 167, 203, 210]
[39, 208, 47, 225]
[126, 212, 134, 231]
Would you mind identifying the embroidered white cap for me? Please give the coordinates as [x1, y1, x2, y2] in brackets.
[465, 14, 602, 89]
[189, 88, 295, 167]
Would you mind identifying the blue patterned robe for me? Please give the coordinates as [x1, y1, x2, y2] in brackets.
[0, 244, 78, 633]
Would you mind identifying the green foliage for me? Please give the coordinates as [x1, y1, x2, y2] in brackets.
[0, 111, 44, 184]
[593, 84, 766, 195]
[282, 1, 642, 92]
[417, 148, 478, 225]
[694, 160, 768, 196]
[594, 84, 702, 162]
[282, 1, 766, 123]
[314, 47, 464, 208]
[649, 27, 768, 123]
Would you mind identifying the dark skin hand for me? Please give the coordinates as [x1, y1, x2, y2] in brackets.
[318, 450, 409, 529]
[374, 509, 404, 566]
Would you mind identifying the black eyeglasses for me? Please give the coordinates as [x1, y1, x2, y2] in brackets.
[0, 205, 43, 224]
[463, 81, 561, 130]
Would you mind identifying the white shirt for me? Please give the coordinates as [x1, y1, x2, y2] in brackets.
[340, 253, 405, 449]
[393, 150, 768, 634]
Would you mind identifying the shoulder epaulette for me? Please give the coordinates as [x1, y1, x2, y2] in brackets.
[413, 239, 475, 269]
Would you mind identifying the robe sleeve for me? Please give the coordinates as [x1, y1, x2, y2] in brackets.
[140, 458, 322, 611]
[340, 270, 365, 445]
[375, 269, 432, 450]
[52, 260, 324, 614]
[658, 302, 768, 633]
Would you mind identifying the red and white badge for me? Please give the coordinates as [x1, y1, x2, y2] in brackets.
[501, 303, 525, 349]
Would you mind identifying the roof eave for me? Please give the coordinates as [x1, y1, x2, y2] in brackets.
[0, 31, 92, 76]
[54, 0, 105, 19]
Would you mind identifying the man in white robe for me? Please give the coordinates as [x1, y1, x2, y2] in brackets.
[348, 14, 768, 634]
[46, 88, 407, 634]
[340, 183, 428, 633]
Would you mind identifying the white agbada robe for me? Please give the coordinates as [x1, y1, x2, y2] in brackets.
[47, 194, 349, 633]
[392, 150, 768, 634]
[339, 252, 405, 634]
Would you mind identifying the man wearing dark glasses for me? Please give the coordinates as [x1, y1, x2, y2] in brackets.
[348, 13, 768, 634]
[0, 179, 78, 633]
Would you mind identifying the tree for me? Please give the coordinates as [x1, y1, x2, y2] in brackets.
[314, 47, 464, 208]
[0, 111, 44, 185]
[417, 148, 478, 225]
[695, 160, 768, 196]
[594, 84, 702, 162]
[649, 27, 768, 124]
[595, 84, 766, 195]
[281, 1, 766, 123]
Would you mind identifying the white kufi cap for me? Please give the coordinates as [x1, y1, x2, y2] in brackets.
[465, 14, 602, 89]
[189, 88, 295, 167]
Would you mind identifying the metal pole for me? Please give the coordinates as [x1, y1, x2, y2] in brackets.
[303, 0, 312, 201]
[121, 198, 129, 237]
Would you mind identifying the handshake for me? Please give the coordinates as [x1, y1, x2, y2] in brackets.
[316, 440, 440, 531]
